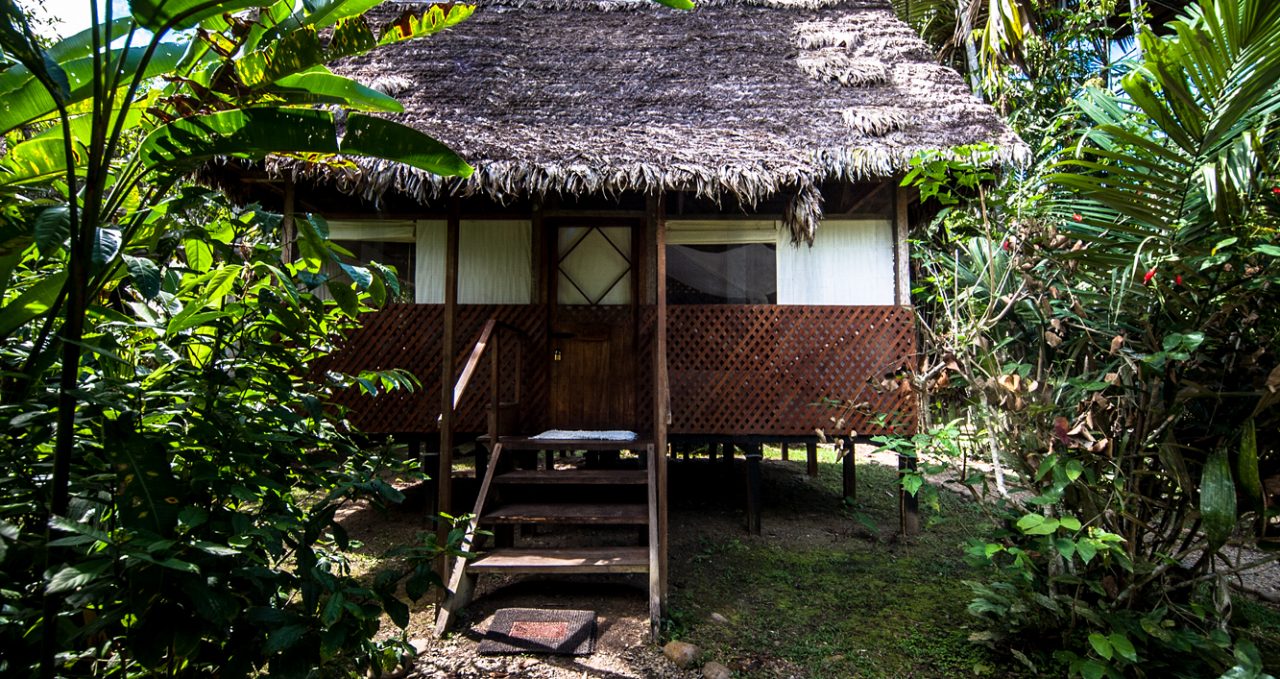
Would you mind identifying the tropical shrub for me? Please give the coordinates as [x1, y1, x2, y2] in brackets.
[893, 0, 1280, 676]
[0, 0, 475, 674]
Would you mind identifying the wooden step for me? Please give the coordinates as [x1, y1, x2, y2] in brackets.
[481, 503, 648, 525]
[497, 436, 653, 451]
[494, 469, 647, 485]
[468, 547, 648, 574]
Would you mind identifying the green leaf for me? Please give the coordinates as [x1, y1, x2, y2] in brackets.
[650, 0, 695, 8]
[1079, 659, 1106, 679]
[263, 623, 309, 654]
[321, 593, 344, 626]
[92, 228, 122, 270]
[268, 70, 404, 112]
[1200, 449, 1237, 551]
[103, 415, 182, 534]
[0, 44, 185, 135]
[46, 559, 112, 594]
[1025, 518, 1060, 536]
[1016, 514, 1045, 532]
[124, 255, 162, 298]
[1077, 540, 1098, 564]
[1109, 633, 1137, 662]
[33, 205, 70, 254]
[376, 4, 474, 47]
[1059, 516, 1082, 531]
[133, 108, 471, 179]
[343, 113, 472, 177]
[0, 0, 70, 102]
[0, 271, 68, 338]
[1088, 632, 1113, 660]
[327, 280, 359, 316]
[1054, 538, 1076, 559]
[129, 0, 274, 31]
[1065, 459, 1084, 482]
[1237, 419, 1264, 515]
[184, 238, 213, 272]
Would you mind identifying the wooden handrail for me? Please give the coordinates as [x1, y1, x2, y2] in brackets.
[444, 317, 529, 422]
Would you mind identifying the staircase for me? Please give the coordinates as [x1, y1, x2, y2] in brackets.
[434, 436, 661, 639]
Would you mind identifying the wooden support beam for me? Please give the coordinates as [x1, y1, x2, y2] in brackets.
[647, 443, 660, 641]
[806, 441, 818, 477]
[781, 442, 789, 461]
[842, 438, 857, 502]
[893, 184, 913, 307]
[436, 199, 460, 581]
[280, 179, 296, 263]
[745, 446, 762, 535]
[435, 443, 504, 637]
[651, 193, 669, 610]
[899, 452, 920, 536]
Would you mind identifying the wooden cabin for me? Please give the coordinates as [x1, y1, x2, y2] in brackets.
[213, 0, 1023, 638]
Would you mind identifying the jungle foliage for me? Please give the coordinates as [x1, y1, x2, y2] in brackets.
[888, 0, 1280, 676]
[0, 0, 476, 675]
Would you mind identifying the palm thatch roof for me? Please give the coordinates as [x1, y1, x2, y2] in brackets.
[260, 0, 1026, 241]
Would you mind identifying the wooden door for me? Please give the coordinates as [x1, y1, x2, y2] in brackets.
[549, 224, 638, 430]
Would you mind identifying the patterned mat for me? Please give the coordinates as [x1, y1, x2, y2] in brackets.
[477, 608, 596, 655]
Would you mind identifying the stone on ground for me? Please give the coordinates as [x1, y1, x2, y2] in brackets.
[702, 661, 732, 679]
[663, 640, 700, 669]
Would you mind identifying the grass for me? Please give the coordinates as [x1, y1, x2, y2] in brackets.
[665, 447, 1012, 678]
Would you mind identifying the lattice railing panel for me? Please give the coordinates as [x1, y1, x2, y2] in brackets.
[667, 305, 917, 436]
[321, 304, 549, 434]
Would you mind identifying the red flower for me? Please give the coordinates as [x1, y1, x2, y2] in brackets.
[1272, 187, 1280, 195]
[1175, 274, 1183, 286]
[1073, 213, 1084, 222]
[1143, 268, 1157, 284]
[1002, 239, 1012, 251]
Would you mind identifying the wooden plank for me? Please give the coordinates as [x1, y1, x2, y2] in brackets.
[894, 184, 912, 307]
[781, 442, 789, 461]
[436, 199, 460, 583]
[469, 547, 649, 574]
[899, 451, 920, 536]
[842, 439, 857, 502]
[482, 503, 648, 525]
[806, 441, 818, 477]
[454, 319, 496, 409]
[494, 469, 647, 485]
[498, 436, 653, 451]
[435, 443, 504, 637]
[647, 443, 660, 641]
[745, 447, 762, 535]
[653, 195, 670, 614]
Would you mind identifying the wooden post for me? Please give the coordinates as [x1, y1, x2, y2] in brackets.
[781, 442, 789, 461]
[707, 441, 717, 463]
[281, 179, 296, 263]
[745, 445, 762, 535]
[893, 184, 912, 306]
[842, 437, 857, 502]
[436, 199, 460, 579]
[806, 441, 818, 477]
[899, 452, 920, 536]
[650, 193, 669, 611]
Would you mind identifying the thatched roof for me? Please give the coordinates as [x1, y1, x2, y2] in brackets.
[261, 0, 1026, 241]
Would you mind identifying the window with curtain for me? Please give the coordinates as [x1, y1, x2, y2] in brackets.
[416, 220, 533, 304]
[318, 220, 416, 301]
[665, 220, 777, 305]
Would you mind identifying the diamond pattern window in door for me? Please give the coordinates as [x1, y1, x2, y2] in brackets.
[557, 227, 632, 305]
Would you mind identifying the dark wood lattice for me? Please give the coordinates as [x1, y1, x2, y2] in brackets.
[319, 304, 549, 435]
[666, 305, 917, 437]
[321, 304, 915, 437]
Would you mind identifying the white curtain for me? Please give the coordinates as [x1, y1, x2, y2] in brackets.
[416, 220, 533, 304]
[776, 219, 894, 305]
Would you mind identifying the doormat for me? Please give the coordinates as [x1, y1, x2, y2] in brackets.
[477, 608, 596, 655]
